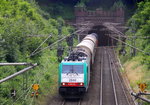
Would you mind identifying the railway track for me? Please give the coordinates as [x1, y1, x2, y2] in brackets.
[99, 47, 131, 105]
[61, 99, 81, 105]
[48, 47, 133, 105]
[100, 47, 116, 105]
[108, 48, 133, 105]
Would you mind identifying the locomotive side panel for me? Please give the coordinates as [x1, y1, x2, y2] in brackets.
[77, 40, 95, 55]
[77, 33, 98, 63]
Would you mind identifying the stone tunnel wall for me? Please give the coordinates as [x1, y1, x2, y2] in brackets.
[75, 7, 125, 25]
[74, 7, 125, 46]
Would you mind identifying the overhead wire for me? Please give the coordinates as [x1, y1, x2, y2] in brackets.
[0, 64, 40, 104]
[1, 22, 90, 105]
[103, 22, 150, 40]
[0, 63, 37, 83]
[103, 22, 150, 55]
[3, 33, 66, 105]
[19, 61, 59, 104]
[15, 64, 48, 103]
[1, 87, 23, 105]
[28, 28, 85, 57]
[28, 21, 91, 58]
[12, 87, 31, 105]
[12, 71, 41, 105]
[10, 70, 39, 104]
[0, 64, 37, 104]
[29, 34, 52, 57]
[110, 34, 150, 40]
[19, 26, 88, 103]
[0, 64, 37, 105]
[1, 85, 31, 105]
[107, 34, 150, 56]
[28, 95, 34, 105]
[19, 54, 61, 104]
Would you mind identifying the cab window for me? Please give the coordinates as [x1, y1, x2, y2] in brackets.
[62, 65, 83, 74]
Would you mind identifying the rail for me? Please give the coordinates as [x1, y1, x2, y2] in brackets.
[99, 47, 104, 105]
[112, 46, 137, 105]
[61, 99, 81, 105]
[107, 48, 119, 105]
[100, 47, 118, 105]
[108, 49, 130, 105]
[99, 47, 131, 105]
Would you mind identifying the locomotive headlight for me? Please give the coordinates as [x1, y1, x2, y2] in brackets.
[80, 83, 84, 86]
[62, 83, 65, 86]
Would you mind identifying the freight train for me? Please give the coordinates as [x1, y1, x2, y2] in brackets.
[58, 33, 98, 98]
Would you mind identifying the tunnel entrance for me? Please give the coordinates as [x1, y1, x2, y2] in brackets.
[88, 25, 117, 46]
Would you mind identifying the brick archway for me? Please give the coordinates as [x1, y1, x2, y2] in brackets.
[75, 7, 124, 25]
[75, 7, 124, 46]
[88, 25, 117, 46]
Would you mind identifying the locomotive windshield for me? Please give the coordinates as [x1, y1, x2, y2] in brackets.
[62, 65, 83, 74]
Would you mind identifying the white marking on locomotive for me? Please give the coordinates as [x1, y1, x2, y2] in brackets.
[61, 74, 84, 82]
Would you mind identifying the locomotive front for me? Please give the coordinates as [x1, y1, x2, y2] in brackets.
[59, 60, 87, 98]
[58, 33, 98, 98]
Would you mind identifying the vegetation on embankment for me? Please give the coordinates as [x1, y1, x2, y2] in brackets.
[121, 56, 150, 104]
[119, 0, 150, 104]
[39, 3, 75, 20]
[0, 0, 74, 105]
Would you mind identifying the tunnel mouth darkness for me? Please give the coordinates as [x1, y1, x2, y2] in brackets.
[88, 25, 117, 46]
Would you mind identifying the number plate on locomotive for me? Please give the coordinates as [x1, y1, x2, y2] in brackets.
[69, 79, 76, 82]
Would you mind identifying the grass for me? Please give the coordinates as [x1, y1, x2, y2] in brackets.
[121, 56, 150, 105]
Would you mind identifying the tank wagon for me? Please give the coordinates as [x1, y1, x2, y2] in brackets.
[58, 33, 98, 98]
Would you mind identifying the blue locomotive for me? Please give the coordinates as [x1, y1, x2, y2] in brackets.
[58, 33, 98, 98]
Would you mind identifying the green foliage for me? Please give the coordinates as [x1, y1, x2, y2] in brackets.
[120, 2, 150, 104]
[40, 3, 75, 20]
[111, 1, 125, 10]
[76, 2, 86, 7]
[0, 0, 73, 104]
[128, 1, 150, 31]
[75, 0, 90, 7]
[124, 0, 150, 68]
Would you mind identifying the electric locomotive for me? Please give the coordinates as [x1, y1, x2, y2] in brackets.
[58, 33, 98, 98]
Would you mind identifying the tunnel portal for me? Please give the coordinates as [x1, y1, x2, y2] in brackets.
[88, 25, 117, 46]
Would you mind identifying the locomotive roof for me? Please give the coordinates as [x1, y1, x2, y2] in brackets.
[61, 59, 86, 63]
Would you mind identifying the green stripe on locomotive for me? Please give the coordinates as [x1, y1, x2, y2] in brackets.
[58, 61, 88, 87]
